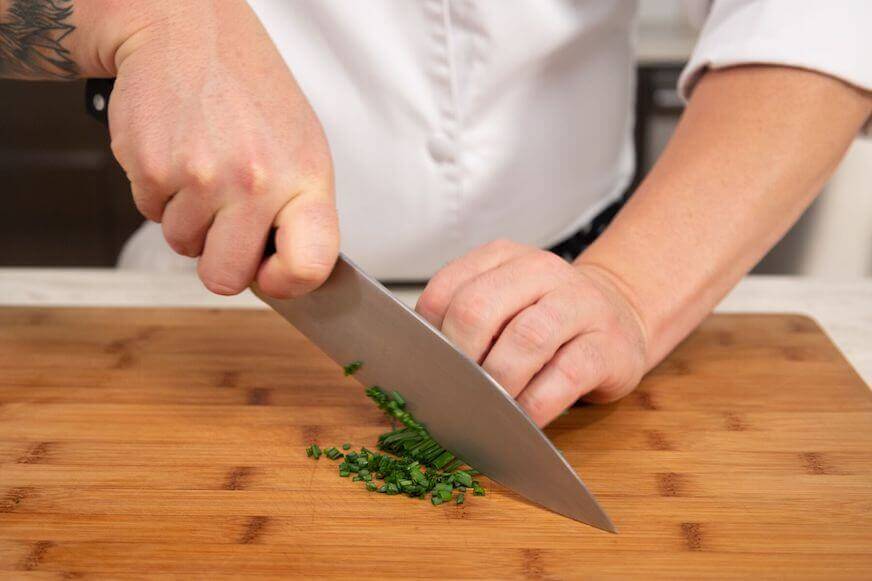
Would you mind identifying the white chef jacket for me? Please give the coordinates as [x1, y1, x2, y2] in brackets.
[119, 0, 871, 281]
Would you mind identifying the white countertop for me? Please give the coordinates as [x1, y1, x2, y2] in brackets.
[1, 268, 869, 389]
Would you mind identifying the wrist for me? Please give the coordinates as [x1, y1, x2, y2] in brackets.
[78, 0, 231, 77]
[573, 259, 655, 371]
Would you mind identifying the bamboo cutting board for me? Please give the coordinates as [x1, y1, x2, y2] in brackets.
[0, 308, 870, 579]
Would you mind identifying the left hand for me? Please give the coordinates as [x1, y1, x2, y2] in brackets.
[416, 239, 649, 426]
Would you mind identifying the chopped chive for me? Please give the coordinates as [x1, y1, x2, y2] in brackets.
[444, 458, 464, 472]
[432, 451, 454, 469]
[454, 471, 473, 488]
[343, 360, 363, 376]
[305, 384, 486, 508]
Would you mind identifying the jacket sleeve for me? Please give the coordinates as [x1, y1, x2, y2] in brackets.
[678, 0, 871, 134]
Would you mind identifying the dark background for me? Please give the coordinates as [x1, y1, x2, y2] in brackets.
[0, 79, 142, 266]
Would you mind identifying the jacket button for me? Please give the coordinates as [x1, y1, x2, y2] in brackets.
[427, 134, 456, 164]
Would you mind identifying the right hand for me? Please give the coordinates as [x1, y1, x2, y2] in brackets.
[107, 0, 339, 298]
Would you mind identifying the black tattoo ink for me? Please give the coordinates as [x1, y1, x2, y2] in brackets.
[0, 0, 78, 79]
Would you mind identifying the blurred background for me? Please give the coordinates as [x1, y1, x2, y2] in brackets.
[1, 0, 869, 276]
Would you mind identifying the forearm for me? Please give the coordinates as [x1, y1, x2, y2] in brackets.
[578, 65, 872, 369]
[0, 0, 243, 80]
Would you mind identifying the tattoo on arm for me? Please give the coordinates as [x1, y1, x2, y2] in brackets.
[0, 0, 79, 79]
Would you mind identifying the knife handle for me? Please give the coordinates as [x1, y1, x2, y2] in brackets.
[85, 78, 280, 258]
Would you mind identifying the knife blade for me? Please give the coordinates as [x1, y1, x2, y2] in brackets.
[254, 254, 616, 532]
[83, 79, 615, 531]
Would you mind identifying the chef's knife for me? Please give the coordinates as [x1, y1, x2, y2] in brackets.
[86, 79, 616, 532]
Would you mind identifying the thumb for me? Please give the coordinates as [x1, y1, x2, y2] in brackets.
[255, 193, 340, 299]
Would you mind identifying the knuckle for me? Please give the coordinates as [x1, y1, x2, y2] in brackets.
[130, 185, 161, 222]
[448, 291, 492, 331]
[509, 311, 555, 353]
[130, 194, 153, 221]
[520, 391, 549, 423]
[162, 226, 199, 258]
[553, 350, 586, 388]
[135, 155, 171, 190]
[234, 159, 269, 196]
[485, 238, 516, 253]
[184, 159, 217, 190]
[417, 271, 454, 319]
[417, 287, 447, 321]
[294, 148, 334, 189]
[109, 136, 128, 163]
[536, 249, 570, 271]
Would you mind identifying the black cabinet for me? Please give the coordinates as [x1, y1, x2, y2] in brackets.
[0, 80, 143, 266]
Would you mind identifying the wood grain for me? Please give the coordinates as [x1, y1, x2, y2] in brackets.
[0, 308, 870, 579]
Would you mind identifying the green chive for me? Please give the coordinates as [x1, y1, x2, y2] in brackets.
[454, 471, 473, 488]
[343, 360, 363, 376]
[317, 384, 486, 507]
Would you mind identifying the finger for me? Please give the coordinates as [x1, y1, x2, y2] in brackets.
[197, 201, 275, 295]
[130, 179, 175, 223]
[160, 189, 215, 257]
[516, 333, 608, 427]
[416, 239, 534, 328]
[481, 288, 592, 397]
[255, 194, 340, 299]
[441, 252, 574, 363]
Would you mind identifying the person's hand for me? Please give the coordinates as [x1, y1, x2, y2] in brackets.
[416, 240, 649, 426]
[107, 0, 338, 298]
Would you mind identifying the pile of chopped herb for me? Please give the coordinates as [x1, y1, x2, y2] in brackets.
[305, 361, 486, 506]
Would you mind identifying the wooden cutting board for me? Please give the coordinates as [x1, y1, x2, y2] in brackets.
[0, 308, 870, 579]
